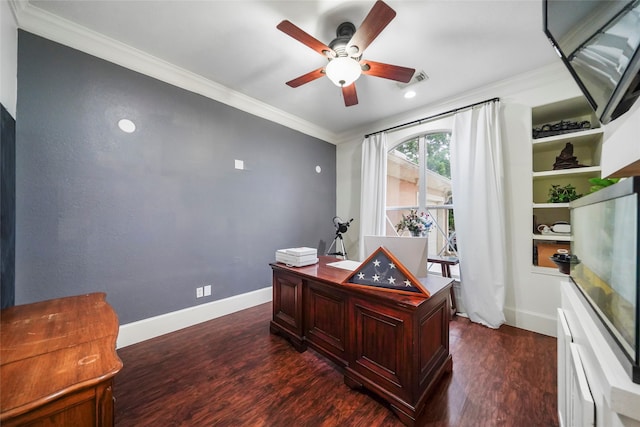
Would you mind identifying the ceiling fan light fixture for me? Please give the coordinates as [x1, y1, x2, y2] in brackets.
[325, 57, 362, 87]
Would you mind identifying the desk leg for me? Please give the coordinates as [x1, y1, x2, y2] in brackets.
[437, 264, 457, 319]
[269, 321, 307, 352]
[389, 405, 417, 427]
[449, 287, 457, 319]
[344, 375, 363, 390]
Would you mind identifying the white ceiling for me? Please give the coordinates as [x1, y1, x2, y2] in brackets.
[21, 0, 560, 139]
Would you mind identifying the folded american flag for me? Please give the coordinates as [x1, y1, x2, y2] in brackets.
[345, 246, 430, 297]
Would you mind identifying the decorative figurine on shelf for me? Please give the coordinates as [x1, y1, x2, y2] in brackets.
[532, 119, 591, 138]
[553, 142, 586, 170]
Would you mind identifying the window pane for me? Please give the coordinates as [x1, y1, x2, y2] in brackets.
[387, 139, 419, 235]
[425, 132, 451, 178]
[385, 132, 456, 260]
[423, 132, 453, 257]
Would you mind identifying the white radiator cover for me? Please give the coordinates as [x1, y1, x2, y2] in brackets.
[559, 280, 640, 427]
[557, 308, 595, 427]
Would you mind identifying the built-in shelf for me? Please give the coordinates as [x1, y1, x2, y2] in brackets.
[533, 203, 570, 208]
[532, 127, 603, 150]
[531, 97, 602, 269]
[533, 233, 572, 242]
[533, 166, 601, 180]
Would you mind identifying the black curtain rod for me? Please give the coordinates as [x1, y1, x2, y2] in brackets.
[364, 97, 500, 138]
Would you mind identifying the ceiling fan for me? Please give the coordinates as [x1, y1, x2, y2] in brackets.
[277, 0, 415, 107]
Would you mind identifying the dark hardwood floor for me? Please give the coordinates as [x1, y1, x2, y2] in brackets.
[114, 303, 558, 427]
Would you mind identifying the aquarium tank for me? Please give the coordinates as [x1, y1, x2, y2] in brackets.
[570, 176, 640, 384]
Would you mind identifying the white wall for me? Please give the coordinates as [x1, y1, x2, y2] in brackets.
[1, 0, 18, 116]
[601, 101, 640, 178]
[337, 62, 586, 336]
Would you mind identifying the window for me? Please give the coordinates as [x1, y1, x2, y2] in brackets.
[386, 132, 456, 257]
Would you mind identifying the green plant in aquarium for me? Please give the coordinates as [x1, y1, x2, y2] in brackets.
[588, 177, 620, 193]
[548, 184, 581, 203]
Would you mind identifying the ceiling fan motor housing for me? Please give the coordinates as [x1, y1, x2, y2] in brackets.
[330, 22, 361, 58]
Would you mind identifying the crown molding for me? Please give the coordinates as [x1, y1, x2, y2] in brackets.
[10, 0, 339, 144]
[11, 0, 574, 147]
[7, 0, 21, 24]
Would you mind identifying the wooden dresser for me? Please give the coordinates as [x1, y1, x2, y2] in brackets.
[1, 293, 122, 426]
[270, 256, 453, 426]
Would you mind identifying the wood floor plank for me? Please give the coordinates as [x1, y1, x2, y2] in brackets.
[114, 303, 558, 427]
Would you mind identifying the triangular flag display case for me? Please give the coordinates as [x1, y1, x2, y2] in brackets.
[343, 246, 431, 297]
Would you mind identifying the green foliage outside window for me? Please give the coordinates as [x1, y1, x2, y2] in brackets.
[393, 133, 451, 179]
[426, 133, 451, 179]
[392, 132, 454, 232]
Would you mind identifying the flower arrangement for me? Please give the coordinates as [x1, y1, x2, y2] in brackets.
[396, 209, 433, 236]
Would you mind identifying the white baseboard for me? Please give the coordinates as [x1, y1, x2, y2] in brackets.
[117, 287, 272, 348]
[116, 289, 555, 348]
[504, 306, 557, 337]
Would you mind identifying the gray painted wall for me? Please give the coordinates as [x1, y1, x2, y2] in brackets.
[16, 31, 336, 323]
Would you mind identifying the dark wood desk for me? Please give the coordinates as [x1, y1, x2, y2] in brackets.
[270, 256, 453, 426]
[1, 293, 122, 426]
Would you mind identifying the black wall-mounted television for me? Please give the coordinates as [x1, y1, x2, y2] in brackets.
[544, 0, 640, 124]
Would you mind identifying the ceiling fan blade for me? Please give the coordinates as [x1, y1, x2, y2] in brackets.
[347, 1, 396, 57]
[342, 84, 358, 107]
[277, 20, 336, 58]
[286, 67, 325, 88]
[361, 60, 415, 83]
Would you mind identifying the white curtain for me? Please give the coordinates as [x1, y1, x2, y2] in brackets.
[359, 133, 388, 261]
[450, 101, 506, 328]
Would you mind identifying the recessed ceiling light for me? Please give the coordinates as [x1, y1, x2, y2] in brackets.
[404, 90, 416, 99]
[118, 119, 136, 133]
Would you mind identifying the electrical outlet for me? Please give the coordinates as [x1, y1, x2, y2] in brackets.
[204, 285, 212, 297]
[196, 287, 204, 298]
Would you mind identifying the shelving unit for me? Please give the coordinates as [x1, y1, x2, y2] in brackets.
[533, 166, 601, 179]
[531, 97, 603, 271]
[534, 233, 572, 242]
